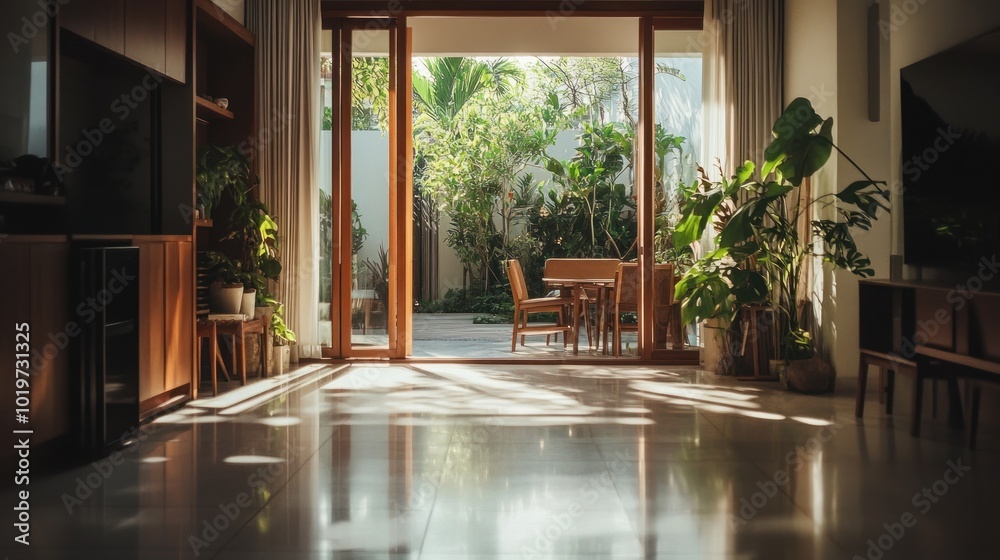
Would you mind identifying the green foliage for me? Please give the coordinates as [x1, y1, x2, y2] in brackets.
[196, 145, 248, 220]
[364, 245, 390, 308]
[413, 57, 522, 130]
[352, 57, 390, 131]
[674, 98, 889, 359]
[417, 286, 514, 319]
[416, 74, 551, 292]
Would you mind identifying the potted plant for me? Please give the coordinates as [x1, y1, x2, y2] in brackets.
[364, 245, 390, 327]
[196, 145, 247, 220]
[271, 302, 296, 374]
[674, 98, 889, 390]
[205, 253, 245, 314]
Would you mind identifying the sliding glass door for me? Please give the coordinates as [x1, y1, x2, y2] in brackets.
[322, 18, 412, 358]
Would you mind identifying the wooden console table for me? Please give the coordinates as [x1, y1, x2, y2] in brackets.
[857, 279, 1000, 443]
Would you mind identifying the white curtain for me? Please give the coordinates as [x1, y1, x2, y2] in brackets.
[246, 0, 322, 358]
[703, 0, 784, 176]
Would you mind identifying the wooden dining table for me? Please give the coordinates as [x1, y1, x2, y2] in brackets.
[542, 277, 616, 354]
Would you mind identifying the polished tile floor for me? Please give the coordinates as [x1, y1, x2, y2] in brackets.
[3, 363, 998, 559]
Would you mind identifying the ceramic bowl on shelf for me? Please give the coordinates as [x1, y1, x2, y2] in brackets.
[216, 98, 229, 110]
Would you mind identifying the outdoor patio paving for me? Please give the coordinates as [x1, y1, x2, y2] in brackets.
[411, 313, 640, 359]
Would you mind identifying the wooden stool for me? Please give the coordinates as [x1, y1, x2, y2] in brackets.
[857, 350, 964, 437]
[856, 350, 916, 417]
[214, 316, 267, 387]
[196, 320, 219, 396]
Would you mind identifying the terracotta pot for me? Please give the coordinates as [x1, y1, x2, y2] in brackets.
[209, 282, 243, 314]
[784, 357, 835, 394]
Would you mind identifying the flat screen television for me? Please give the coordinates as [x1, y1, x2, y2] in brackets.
[60, 34, 157, 235]
[900, 27, 1000, 269]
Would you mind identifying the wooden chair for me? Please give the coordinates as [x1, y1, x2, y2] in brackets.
[652, 263, 675, 349]
[611, 263, 675, 356]
[613, 263, 639, 356]
[506, 259, 574, 352]
[855, 350, 961, 437]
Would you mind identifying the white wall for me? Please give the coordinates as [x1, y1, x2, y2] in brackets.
[785, 0, 1000, 387]
[211, 0, 245, 25]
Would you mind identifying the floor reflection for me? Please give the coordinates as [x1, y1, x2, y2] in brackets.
[4, 363, 998, 559]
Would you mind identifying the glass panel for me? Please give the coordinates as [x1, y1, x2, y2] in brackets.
[653, 29, 704, 349]
[318, 30, 334, 348]
[350, 29, 391, 350]
[0, 0, 49, 160]
[407, 17, 643, 358]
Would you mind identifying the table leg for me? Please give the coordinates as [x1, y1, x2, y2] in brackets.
[598, 287, 607, 355]
[572, 285, 581, 354]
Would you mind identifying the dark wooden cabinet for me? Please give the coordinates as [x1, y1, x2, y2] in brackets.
[61, 0, 186, 83]
[165, 0, 188, 81]
[60, 0, 125, 53]
[0, 239, 70, 466]
[125, 0, 167, 75]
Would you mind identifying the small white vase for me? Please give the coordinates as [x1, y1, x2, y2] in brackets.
[240, 289, 256, 319]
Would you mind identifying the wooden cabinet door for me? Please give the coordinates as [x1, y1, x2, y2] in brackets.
[95, 0, 126, 53]
[138, 241, 166, 402]
[164, 241, 194, 394]
[27, 244, 70, 448]
[125, 0, 166, 74]
[0, 245, 31, 467]
[61, 0, 125, 52]
[164, 0, 188, 82]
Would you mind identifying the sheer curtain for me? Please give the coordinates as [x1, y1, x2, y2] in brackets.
[700, 0, 785, 370]
[246, 0, 322, 358]
[702, 0, 784, 176]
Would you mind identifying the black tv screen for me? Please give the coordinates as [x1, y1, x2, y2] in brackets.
[901, 27, 1000, 269]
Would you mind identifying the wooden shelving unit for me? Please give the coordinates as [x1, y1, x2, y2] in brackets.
[195, 96, 235, 121]
[195, 218, 214, 228]
[0, 192, 66, 205]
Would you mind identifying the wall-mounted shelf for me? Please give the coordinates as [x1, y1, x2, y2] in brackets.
[195, 96, 234, 121]
[0, 192, 67, 206]
[195, 0, 256, 48]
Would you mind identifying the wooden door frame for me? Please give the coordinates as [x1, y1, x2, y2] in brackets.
[325, 18, 409, 359]
[322, 10, 703, 361]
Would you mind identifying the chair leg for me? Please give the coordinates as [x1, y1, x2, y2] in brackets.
[946, 375, 964, 429]
[511, 307, 520, 352]
[911, 374, 923, 437]
[209, 337, 217, 396]
[856, 356, 868, 418]
[885, 369, 895, 415]
[969, 385, 982, 450]
[877, 366, 885, 405]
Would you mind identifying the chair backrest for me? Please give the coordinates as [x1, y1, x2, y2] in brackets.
[654, 263, 675, 307]
[615, 262, 639, 312]
[543, 258, 620, 280]
[506, 259, 530, 303]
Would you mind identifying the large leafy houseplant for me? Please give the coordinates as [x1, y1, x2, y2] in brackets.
[674, 98, 889, 362]
[200, 144, 295, 344]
